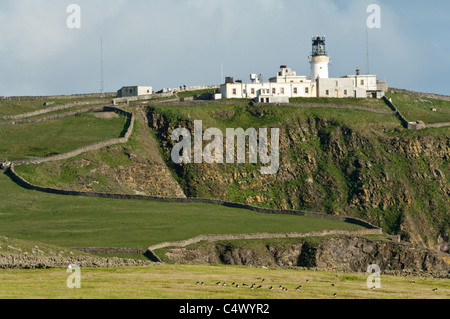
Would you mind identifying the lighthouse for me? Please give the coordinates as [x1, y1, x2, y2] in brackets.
[309, 36, 330, 81]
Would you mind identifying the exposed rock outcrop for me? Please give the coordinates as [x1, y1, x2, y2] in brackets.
[0, 253, 155, 269]
[147, 106, 449, 251]
[164, 236, 450, 277]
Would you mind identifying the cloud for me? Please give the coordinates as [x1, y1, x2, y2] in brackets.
[0, 0, 447, 96]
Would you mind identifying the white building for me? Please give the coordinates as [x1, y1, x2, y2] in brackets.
[117, 86, 153, 97]
[220, 36, 386, 102]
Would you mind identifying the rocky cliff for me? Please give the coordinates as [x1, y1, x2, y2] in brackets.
[164, 236, 450, 277]
[147, 103, 449, 252]
[0, 253, 155, 269]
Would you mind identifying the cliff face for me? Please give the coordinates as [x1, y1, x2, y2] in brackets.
[164, 237, 450, 277]
[147, 105, 449, 251]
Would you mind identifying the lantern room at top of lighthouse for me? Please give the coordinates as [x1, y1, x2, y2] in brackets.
[311, 36, 327, 56]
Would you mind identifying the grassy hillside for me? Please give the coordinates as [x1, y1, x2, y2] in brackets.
[0, 112, 128, 161]
[0, 97, 113, 117]
[177, 89, 217, 98]
[147, 101, 449, 249]
[0, 173, 365, 251]
[385, 92, 450, 124]
[289, 96, 391, 110]
[4, 94, 449, 252]
[0, 264, 448, 299]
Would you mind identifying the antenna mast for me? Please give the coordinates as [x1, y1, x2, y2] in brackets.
[366, 29, 370, 75]
[100, 36, 104, 94]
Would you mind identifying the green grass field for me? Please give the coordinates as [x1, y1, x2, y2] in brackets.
[0, 173, 365, 250]
[0, 264, 448, 299]
[385, 92, 450, 124]
[1, 96, 448, 300]
[149, 102, 401, 133]
[177, 89, 217, 98]
[289, 96, 391, 110]
[0, 113, 128, 161]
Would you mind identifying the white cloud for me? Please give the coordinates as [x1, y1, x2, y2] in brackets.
[0, 0, 447, 96]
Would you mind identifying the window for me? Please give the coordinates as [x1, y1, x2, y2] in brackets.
[344, 90, 348, 95]
[305, 87, 309, 94]
[336, 81, 339, 86]
[251, 88, 255, 95]
[272, 88, 276, 94]
[361, 80, 365, 86]
[294, 88, 298, 94]
[232, 88, 237, 95]
[281, 88, 285, 94]
[326, 90, 329, 96]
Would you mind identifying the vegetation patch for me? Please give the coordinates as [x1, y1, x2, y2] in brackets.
[0, 264, 448, 299]
[0, 173, 365, 251]
[385, 92, 450, 124]
[0, 113, 128, 161]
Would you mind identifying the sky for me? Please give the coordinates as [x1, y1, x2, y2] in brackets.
[0, 0, 449, 96]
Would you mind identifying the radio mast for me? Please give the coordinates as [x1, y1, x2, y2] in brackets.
[100, 36, 104, 94]
[366, 29, 370, 75]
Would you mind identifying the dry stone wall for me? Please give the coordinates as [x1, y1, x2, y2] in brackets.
[384, 92, 450, 130]
[0, 100, 114, 122]
[287, 102, 395, 114]
[148, 229, 383, 252]
[0, 92, 117, 101]
[0, 105, 106, 127]
[0, 253, 154, 269]
[1, 106, 134, 167]
[5, 165, 381, 232]
[389, 88, 450, 102]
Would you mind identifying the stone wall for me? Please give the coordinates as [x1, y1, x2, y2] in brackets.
[0, 105, 106, 127]
[163, 236, 450, 277]
[112, 92, 175, 104]
[0, 253, 154, 269]
[0, 92, 117, 101]
[389, 88, 450, 102]
[287, 102, 395, 114]
[5, 165, 381, 232]
[164, 85, 219, 94]
[382, 96, 449, 130]
[383, 96, 414, 129]
[148, 229, 383, 252]
[0, 100, 115, 122]
[2, 106, 134, 166]
[425, 122, 450, 129]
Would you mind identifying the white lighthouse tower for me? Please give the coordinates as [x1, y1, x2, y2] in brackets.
[309, 36, 330, 81]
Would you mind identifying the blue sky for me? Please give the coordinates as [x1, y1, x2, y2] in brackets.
[0, 0, 449, 96]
